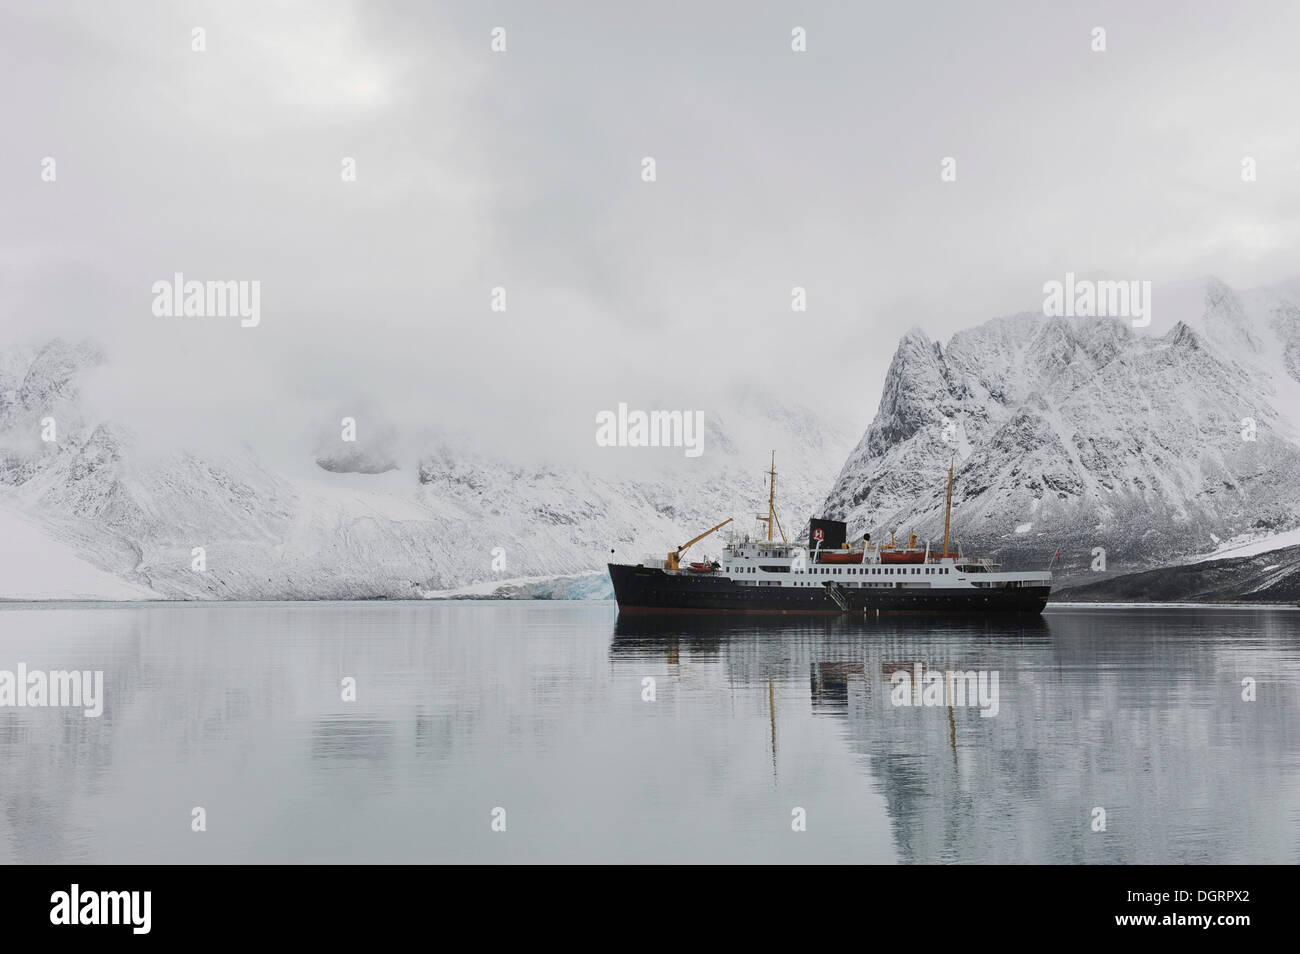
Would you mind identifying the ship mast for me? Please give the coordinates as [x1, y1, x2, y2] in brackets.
[756, 451, 787, 544]
[767, 452, 776, 542]
[942, 458, 954, 558]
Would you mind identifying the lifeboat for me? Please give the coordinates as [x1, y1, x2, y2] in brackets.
[879, 550, 926, 564]
[687, 561, 718, 573]
[819, 550, 864, 564]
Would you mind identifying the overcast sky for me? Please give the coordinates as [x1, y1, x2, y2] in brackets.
[3, 0, 1298, 467]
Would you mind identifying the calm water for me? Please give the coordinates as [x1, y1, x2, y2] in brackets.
[1, 601, 1297, 864]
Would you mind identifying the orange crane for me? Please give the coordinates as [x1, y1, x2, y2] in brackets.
[667, 517, 733, 571]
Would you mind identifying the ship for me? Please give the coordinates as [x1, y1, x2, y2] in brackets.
[607, 454, 1051, 615]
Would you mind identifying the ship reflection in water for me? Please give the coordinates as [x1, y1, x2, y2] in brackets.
[611, 608, 1300, 864]
[0, 602, 1296, 863]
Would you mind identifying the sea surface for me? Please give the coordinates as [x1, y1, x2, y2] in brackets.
[1, 601, 1297, 863]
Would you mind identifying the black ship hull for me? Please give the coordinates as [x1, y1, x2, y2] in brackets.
[609, 563, 1049, 615]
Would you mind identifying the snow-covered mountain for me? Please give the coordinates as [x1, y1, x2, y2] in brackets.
[0, 341, 851, 599]
[7, 275, 1298, 600]
[821, 277, 1300, 580]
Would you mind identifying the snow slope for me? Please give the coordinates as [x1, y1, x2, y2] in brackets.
[0, 340, 850, 599]
[0, 505, 158, 600]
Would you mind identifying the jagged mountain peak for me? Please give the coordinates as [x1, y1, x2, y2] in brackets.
[1165, 320, 1202, 350]
[823, 277, 1300, 576]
